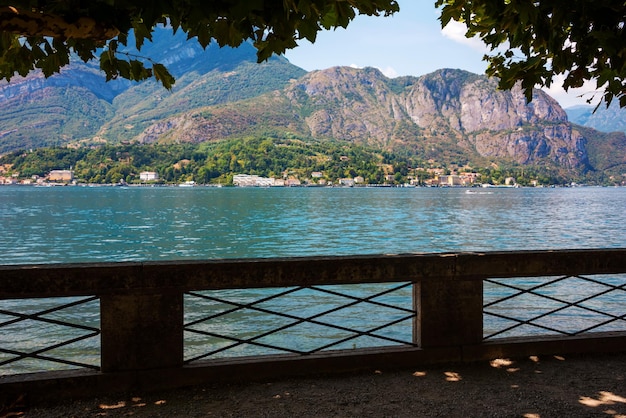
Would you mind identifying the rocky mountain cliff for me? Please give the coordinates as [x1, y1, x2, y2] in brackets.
[1, 31, 624, 175]
[136, 66, 591, 170]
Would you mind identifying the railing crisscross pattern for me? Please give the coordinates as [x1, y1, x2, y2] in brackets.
[484, 274, 626, 340]
[0, 296, 100, 372]
[184, 282, 416, 363]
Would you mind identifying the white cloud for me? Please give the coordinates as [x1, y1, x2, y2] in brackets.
[542, 75, 602, 108]
[377, 66, 399, 78]
[441, 21, 490, 53]
[349, 63, 398, 78]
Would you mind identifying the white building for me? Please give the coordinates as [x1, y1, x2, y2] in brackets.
[233, 174, 276, 187]
[140, 171, 159, 181]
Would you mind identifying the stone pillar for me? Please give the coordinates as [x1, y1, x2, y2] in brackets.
[99, 292, 184, 372]
[413, 278, 483, 348]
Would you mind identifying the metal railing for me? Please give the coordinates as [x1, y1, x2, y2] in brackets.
[1, 249, 626, 402]
[0, 296, 100, 372]
[183, 282, 416, 362]
[484, 273, 626, 339]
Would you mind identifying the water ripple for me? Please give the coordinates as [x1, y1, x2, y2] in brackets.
[0, 186, 625, 264]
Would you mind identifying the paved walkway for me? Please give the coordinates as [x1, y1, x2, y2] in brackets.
[12, 352, 626, 417]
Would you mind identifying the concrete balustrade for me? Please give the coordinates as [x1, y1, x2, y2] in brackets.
[1, 249, 626, 402]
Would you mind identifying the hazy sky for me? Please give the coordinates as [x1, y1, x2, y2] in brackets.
[284, 1, 598, 108]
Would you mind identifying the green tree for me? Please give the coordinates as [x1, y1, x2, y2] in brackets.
[1, 0, 398, 88]
[437, 0, 626, 107]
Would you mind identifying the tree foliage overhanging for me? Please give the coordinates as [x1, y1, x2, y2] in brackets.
[2, 1, 626, 108]
[437, 0, 626, 107]
[0, 0, 398, 88]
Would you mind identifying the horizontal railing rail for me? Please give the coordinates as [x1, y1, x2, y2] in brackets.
[1, 248, 626, 403]
[3, 249, 626, 297]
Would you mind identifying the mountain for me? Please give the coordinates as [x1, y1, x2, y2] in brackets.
[0, 30, 624, 177]
[0, 28, 306, 152]
[566, 102, 626, 134]
[136, 66, 591, 171]
[0, 63, 124, 151]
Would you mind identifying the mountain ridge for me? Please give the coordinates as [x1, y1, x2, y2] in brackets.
[133, 65, 592, 171]
[0, 31, 625, 178]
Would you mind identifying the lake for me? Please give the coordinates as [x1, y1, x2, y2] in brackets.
[2, 185, 625, 264]
[1, 185, 626, 374]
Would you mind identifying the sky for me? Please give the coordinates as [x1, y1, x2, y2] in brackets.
[284, 1, 598, 109]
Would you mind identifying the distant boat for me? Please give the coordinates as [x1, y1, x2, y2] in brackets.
[179, 181, 195, 187]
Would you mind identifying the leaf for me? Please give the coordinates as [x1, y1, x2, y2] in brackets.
[132, 20, 153, 49]
[152, 63, 175, 90]
[297, 19, 320, 42]
[129, 59, 148, 81]
[116, 59, 131, 79]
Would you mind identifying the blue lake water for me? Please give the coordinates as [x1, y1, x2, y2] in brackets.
[2, 185, 625, 264]
[1, 185, 625, 374]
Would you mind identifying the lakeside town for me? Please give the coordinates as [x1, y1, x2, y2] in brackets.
[0, 168, 567, 188]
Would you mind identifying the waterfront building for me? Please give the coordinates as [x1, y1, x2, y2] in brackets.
[233, 174, 276, 187]
[140, 171, 159, 182]
[437, 175, 463, 186]
[49, 170, 74, 182]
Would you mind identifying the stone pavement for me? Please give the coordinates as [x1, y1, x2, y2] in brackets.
[10, 351, 626, 417]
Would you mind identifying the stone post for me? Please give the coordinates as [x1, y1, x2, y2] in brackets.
[99, 292, 184, 372]
[413, 278, 483, 348]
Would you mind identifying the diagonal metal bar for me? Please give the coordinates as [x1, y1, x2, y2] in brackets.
[490, 278, 625, 311]
[574, 312, 626, 335]
[0, 331, 100, 370]
[188, 283, 413, 327]
[484, 275, 626, 340]
[570, 274, 626, 289]
[185, 296, 415, 362]
[483, 311, 575, 339]
[0, 296, 101, 372]
[185, 287, 303, 328]
[485, 276, 626, 309]
[184, 284, 416, 362]
[305, 314, 416, 354]
[0, 296, 99, 331]
[0, 310, 100, 333]
[483, 276, 572, 308]
[187, 309, 416, 362]
[485, 286, 626, 332]
[309, 282, 414, 314]
[185, 329, 308, 360]
[193, 285, 412, 337]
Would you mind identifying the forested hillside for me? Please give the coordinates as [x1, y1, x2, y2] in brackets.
[0, 136, 574, 186]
